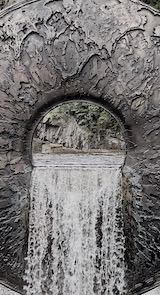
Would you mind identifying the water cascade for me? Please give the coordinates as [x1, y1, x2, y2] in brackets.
[24, 154, 125, 295]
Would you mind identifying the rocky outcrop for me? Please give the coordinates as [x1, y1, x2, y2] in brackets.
[0, 0, 19, 10]
[33, 114, 124, 153]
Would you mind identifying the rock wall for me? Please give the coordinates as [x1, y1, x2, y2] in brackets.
[33, 114, 124, 152]
[0, 0, 160, 294]
[0, 0, 17, 9]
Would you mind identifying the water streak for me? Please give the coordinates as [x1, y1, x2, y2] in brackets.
[24, 155, 125, 295]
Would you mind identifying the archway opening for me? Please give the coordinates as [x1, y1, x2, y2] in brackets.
[25, 100, 127, 294]
[32, 100, 126, 163]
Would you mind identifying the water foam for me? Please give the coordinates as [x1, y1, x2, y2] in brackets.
[24, 155, 125, 295]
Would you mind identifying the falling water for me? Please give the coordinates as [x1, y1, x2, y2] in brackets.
[24, 154, 126, 295]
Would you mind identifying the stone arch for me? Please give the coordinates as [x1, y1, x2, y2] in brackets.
[28, 94, 128, 164]
[0, 0, 160, 294]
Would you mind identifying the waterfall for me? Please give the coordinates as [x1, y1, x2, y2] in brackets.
[24, 154, 126, 295]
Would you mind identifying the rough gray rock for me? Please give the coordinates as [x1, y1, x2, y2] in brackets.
[33, 114, 124, 152]
[0, 0, 160, 294]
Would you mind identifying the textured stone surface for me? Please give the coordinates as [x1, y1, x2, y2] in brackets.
[0, 284, 21, 295]
[0, 0, 160, 293]
[145, 286, 160, 295]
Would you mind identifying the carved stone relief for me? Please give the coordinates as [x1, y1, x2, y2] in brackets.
[0, 0, 160, 294]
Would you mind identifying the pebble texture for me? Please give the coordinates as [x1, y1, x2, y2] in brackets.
[0, 0, 160, 294]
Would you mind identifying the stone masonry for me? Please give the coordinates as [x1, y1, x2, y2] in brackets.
[0, 0, 160, 294]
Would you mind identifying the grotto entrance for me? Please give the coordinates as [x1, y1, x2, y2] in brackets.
[32, 101, 126, 158]
[26, 101, 126, 295]
[0, 0, 160, 294]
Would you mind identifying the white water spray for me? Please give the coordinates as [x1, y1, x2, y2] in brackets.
[24, 154, 125, 295]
